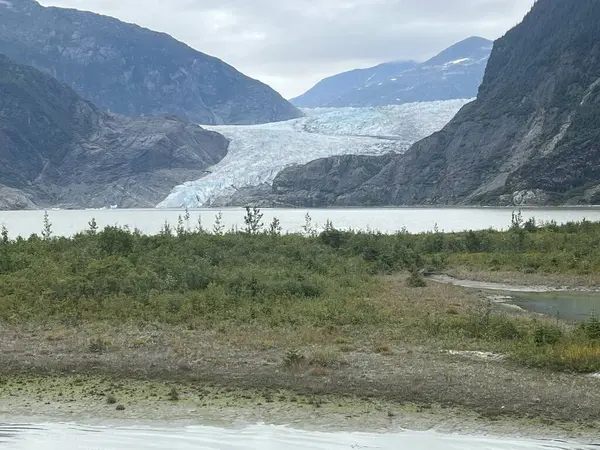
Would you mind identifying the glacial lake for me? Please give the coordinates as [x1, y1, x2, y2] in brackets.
[0, 423, 596, 450]
[2, 207, 600, 237]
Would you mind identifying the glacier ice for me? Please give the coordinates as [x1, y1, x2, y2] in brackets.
[157, 99, 472, 208]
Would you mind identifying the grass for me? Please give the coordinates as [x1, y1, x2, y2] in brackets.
[2, 213, 600, 374]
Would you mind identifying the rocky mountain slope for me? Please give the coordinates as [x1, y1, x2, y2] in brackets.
[291, 37, 492, 108]
[260, 0, 600, 207]
[0, 0, 301, 125]
[0, 54, 229, 210]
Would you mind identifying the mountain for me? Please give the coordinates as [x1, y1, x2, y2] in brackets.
[256, 0, 600, 207]
[291, 37, 493, 108]
[0, 0, 301, 125]
[0, 54, 229, 210]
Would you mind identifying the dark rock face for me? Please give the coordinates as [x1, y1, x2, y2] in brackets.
[0, 0, 302, 125]
[218, 154, 395, 207]
[0, 54, 229, 209]
[291, 37, 492, 108]
[276, 0, 600, 207]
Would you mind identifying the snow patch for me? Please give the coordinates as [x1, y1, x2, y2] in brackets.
[158, 100, 471, 208]
[0, 0, 14, 8]
[447, 58, 470, 65]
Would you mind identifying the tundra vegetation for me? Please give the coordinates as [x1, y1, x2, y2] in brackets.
[1, 208, 600, 375]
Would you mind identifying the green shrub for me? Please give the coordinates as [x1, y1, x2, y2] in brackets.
[580, 316, 600, 340]
[406, 269, 426, 288]
[532, 323, 564, 346]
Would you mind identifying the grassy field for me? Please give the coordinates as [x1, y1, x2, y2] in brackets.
[1, 209, 600, 375]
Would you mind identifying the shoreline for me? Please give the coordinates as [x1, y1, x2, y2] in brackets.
[1, 375, 599, 444]
[428, 273, 600, 293]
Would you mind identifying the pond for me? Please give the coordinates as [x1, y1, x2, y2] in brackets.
[509, 292, 600, 322]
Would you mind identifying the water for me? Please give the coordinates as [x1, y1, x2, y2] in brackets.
[509, 292, 600, 322]
[1, 207, 600, 238]
[0, 423, 595, 449]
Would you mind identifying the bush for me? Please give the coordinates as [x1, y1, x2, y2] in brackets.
[406, 269, 426, 288]
[580, 316, 600, 340]
[532, 323, 564, 346]
[442, 314, 522, 341]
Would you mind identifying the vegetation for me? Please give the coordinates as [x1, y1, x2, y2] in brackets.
[2, 209, 600, 373]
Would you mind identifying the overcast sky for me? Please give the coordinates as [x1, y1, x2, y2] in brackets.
[39, 0, 534, 98]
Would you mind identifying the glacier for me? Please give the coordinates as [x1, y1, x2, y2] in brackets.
[157, 99, 472, 208]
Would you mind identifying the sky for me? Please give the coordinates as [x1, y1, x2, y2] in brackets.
[39, 0, 535, 99]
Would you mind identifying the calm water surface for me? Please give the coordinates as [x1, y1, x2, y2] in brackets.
[0, 423, 596, 450]
[509, 292, 600, 322]
[2, 207, 600, 237]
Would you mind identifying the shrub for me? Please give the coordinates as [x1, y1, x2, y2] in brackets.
[406, 269, 426, 288]
[580, 316, 600, 340]
[283, 349, 306, 371]
[309, 347, 342, 368]
[532, 323, 563, 346]
[443, 314, 521, 341]
[168, 387, 180, 401]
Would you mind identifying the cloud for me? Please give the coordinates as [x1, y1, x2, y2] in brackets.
[39, 0, 535, 98]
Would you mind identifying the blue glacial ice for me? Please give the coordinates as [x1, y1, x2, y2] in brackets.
[157, 100, 471, 208]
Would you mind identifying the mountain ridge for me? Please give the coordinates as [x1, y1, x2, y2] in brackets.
[291, 36, 493, 108]
[0, 0, 302, 125]
[0, 53, 229, 210]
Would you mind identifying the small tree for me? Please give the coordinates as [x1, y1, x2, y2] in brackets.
[184, 207, 191, 232]
[244, 206, 264, 234]
[302, 212, 315, 237]
[176, 215, 186, 236]
[510, 209, 526, 252]
[160, 220, 172, 236]
[213, 212, 224, 235]
[42, 210, 52, 240]
[196, 213, 204, 233]
[268, 217, 282, 236]
[88, 217, 98, 235]
[406, 267, 427, 288]
[1, 225, 8, 245]
[510, 210, 524, 231]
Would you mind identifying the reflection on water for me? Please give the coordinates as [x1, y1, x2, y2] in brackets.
[1, 207, 600, 237]
[0, 423, 596, 450]
[0, 425, 44, 443]
[510, 292, 600, 322]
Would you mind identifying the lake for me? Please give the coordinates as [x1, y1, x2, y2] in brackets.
[0, 423, 596, 449]
[2, 207, 600, 237]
